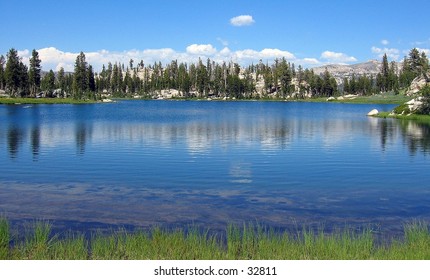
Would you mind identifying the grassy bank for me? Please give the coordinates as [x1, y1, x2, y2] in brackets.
[1, 219, 429, 260]
[376, 111, 430, 123]
[0, 93, 412, 105]
[0, 97, 97, 104]
[319, 92, 411, 104]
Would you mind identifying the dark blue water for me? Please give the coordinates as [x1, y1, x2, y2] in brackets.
[1, 100, 429, 237]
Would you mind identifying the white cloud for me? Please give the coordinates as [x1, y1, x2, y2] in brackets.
[219, 47, 231, 56]
[17, 49, 30, 57]
[230, 15, 255, 26]
[381, 39, 389, 45]
[371, 46, 400, 61]
[16, 45, 324, 72]
[232, 48, 295, 64]
[299, 58, 321, 65]
[416, 48, 430, 56]
[260, 48, 295, 59]
[320, 51, 357, 64]
[186, 44, 217, 55]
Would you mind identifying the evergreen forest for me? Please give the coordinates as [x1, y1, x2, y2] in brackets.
[0, 48, 428, 101]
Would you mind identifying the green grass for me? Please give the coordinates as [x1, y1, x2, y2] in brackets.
[1, 218, 430, 260]
[376, 111, 430, 123]
[0, 217, 10, 259]
[0, 97, 97, 104]
[327, 92, 410, 104]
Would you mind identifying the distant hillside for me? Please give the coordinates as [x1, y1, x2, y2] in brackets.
[312, 60, 402, 84]
[312, 60, 382, 83]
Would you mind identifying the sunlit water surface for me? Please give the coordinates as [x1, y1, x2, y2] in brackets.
[1, 100, 429, 238]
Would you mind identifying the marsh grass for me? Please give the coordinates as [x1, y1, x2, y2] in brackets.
[2, 220, 430, 260]
[0, 97, 96, 104]
[376, 111, 430, 123]
[18, 221, 54, 260]
[0, 217, 10, 259]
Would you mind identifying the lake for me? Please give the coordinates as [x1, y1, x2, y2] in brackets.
[1, 100, 429, 238]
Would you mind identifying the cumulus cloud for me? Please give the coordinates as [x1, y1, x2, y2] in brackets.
[381, 39, 390, 45]
[416, 48, 430, 56]
[298, 58, 321, 65]
[16, 45, 326, 72]
[230, 15, 255, 26]
[186, 44, 217, 55]
[371, 46, 400, 61]
[320, 51, 357, 64]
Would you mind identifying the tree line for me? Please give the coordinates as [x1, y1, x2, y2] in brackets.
[0, 47, 428, 100]
[343, 48, 429, 96]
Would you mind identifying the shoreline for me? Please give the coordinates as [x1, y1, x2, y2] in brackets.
[0, 97, 97, 105]
[1, 93, 412, 105]
[374, 111, 430, 123]
[1, 219, 429, 260]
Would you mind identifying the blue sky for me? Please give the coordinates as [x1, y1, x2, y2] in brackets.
[1, 0, 429, 71]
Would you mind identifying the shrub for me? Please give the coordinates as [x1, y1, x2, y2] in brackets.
[417, 85, 430, 115]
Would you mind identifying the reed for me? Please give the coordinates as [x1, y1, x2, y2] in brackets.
[0, 217, 10, 259]
[2, 220, 430, 260]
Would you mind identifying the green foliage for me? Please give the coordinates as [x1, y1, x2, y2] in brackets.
[0, 217, 10, 259]
[0, 55, 5, 90]
[393, 104, 411, 115]
[41, 69, 55, 94]
[73, 52, 89, 99]
[5, 48, 29, 97]
[1, 219, 430, 260]
[416, 85, 430, 115]
[28, 49, 41, 97]
[1, 46, 427, 100]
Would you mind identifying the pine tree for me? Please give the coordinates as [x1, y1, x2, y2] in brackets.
[322, 68, 336, 96]
[5, 48, 22, 97]
[408, 48, 421, 76]
[278, 58, 292, 98]
[28, 49, 42, 97]
[420, 51, 429, 75]
[88, 65, 96, 93]
[4, 48, 29, 97]
[41, 70, 55, 95]
[73, 51, 88, 99]
[342, 78, 350, 94]
[0, 55, 5, 90]
[56, 67, 65, 95]
[379, 53, 390, 92]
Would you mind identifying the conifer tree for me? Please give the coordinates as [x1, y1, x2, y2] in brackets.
[41, 69, 55, 95]
[28, 49, 42, 97]
[73, 51, 88, 99]
[56, 67, 65, 94]
[0, 55, 6, 90]
[5, 48, 29, 97]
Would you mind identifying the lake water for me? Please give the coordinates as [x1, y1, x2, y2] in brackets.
[1, 100, 429, 238]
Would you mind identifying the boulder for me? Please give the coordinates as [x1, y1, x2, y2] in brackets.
[0, 89, 9, 97]
[367, 109, 379, 116]
[406, 97, 423, 112]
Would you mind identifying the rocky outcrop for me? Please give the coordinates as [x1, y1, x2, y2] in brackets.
[407, 71, 430, 96]
[0, 89, 9, 97]
[405, 97, 424, 112]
